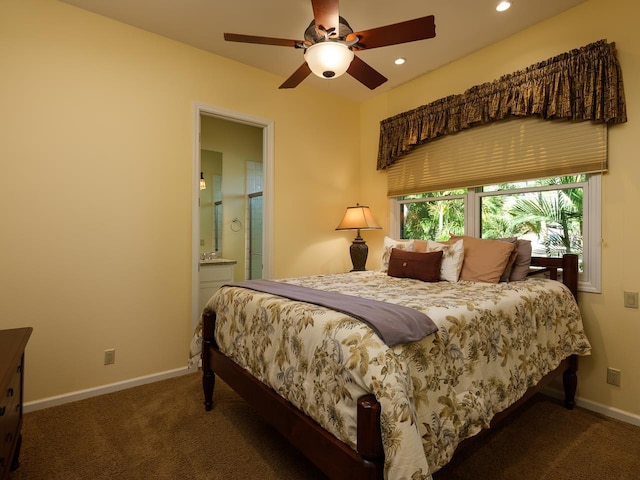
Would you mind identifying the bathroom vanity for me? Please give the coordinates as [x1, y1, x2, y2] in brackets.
[198, 259, 236, 314]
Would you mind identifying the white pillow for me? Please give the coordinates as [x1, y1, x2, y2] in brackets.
[381, 237, 415, 271]
[427, 239, 464, 282]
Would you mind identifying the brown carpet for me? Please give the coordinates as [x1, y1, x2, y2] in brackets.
[9, 373, 640, 480]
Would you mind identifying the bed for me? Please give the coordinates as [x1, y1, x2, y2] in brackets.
[190, 249, 591, 480]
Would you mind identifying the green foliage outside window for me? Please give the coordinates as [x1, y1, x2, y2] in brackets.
[401, 191, 465, 241]
[400, 176, 585, 261]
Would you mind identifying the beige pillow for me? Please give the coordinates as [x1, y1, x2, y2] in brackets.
[427, 239, 464, 282]
[413, 239, 428, 253]
[381, 236, 415, 271]
[450, 235, 517, 283]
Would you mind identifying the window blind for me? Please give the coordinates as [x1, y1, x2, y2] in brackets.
[387, 118, 607, 197]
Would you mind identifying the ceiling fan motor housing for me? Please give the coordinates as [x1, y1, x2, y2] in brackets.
[304, 16, 354, 43]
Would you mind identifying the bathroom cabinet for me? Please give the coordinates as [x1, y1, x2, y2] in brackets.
[198, 260, 236, 314]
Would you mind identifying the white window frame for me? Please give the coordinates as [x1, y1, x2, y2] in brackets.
[390, 174, 601, 293]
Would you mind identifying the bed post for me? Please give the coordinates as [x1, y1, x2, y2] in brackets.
[357, 395, 384, 465]
[563, 354, 578, 410]
[562, 253, 579, 410]
[202, 310, 216, 411]
[562, 253, 579, 300]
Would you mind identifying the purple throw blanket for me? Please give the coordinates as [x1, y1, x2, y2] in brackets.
[225, 279, 438, 346]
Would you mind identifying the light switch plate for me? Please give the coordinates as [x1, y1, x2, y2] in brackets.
[104, 349, 116, 365]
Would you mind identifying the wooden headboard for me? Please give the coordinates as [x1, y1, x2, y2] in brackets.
[528, 253, 579, 299]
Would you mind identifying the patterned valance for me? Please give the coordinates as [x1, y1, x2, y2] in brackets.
[377, 40, 627, 170]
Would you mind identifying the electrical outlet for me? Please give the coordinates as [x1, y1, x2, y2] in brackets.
[104, 349, 116, 366]
[606, 367, 621, 387]
[623, 291, 639, 309]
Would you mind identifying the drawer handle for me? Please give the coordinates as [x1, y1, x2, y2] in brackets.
[5, 432, 13, 443]
[16, 364, 22, 374]
[0, 406, 5, 416]
[7, 388, 14, 397]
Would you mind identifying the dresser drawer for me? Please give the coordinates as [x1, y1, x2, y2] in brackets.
[0, 359, 22, 477]
[0, 328, 31, 480]
[0, 414, 20, 470]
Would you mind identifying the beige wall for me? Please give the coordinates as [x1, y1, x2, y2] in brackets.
[361, 0, 640, 418]
[0, 0, 359, 402]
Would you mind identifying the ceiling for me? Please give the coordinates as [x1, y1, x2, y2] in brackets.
[58, 0, 588, 102]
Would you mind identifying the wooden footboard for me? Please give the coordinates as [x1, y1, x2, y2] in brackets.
[201, 254, 580, 479]
[202, 309, 384, 479]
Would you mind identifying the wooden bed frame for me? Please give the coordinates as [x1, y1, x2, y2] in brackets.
[201, 254, 580, 480]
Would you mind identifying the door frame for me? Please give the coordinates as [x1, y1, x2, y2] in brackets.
[191, 102, 274, 333]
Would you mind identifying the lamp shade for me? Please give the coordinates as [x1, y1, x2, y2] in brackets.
[335, 203, 381, 231]
[304, 42, 354, 79]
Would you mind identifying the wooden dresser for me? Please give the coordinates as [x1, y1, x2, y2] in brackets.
[0, 327, 32, 479]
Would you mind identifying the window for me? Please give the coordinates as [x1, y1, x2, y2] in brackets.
[391, 174, 601, 293]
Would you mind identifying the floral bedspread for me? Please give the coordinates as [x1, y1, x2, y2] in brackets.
[189, 271, 591, 480]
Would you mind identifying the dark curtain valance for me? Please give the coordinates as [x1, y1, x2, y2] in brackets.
[377, 39, 627, 170]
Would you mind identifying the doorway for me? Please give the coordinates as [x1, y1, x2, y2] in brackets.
[191, 103, 274, 333]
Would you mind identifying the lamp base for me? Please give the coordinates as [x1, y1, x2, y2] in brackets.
[349, 235, 368, 272]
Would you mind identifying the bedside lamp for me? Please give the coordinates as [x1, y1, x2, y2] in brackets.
[335, 203, 382, 271]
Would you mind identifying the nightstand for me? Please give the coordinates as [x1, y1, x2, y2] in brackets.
[0, 327, 32, 479]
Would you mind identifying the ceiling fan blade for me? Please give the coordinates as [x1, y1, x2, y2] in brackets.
[347, 55, 387, 90]
[279, 63, 312, 89]
[311, 0, 339, 37]
[348, 15, 436, 50]
[224, 33, 302, 48]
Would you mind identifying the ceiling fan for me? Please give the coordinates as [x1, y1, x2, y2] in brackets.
[224, 0, 436, 90]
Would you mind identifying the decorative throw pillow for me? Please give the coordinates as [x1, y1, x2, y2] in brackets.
[497, 237, 519, 282]
[508, 239, 532, 281]
[427, 239, 465, 282]
[387, 249, 443, 282]
[381, 236, 415, 271]
[449, 235, 517, 283]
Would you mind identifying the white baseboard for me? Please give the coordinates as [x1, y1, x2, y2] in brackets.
[543, 387, 640, 427]
[24, 365, 197, 413]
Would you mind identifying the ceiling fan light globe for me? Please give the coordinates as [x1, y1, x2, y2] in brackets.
[304, 42, 354, 79]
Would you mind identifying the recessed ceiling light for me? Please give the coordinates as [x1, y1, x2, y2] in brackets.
[394, 57, 406, 65]
[496, 1, 511, 12]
